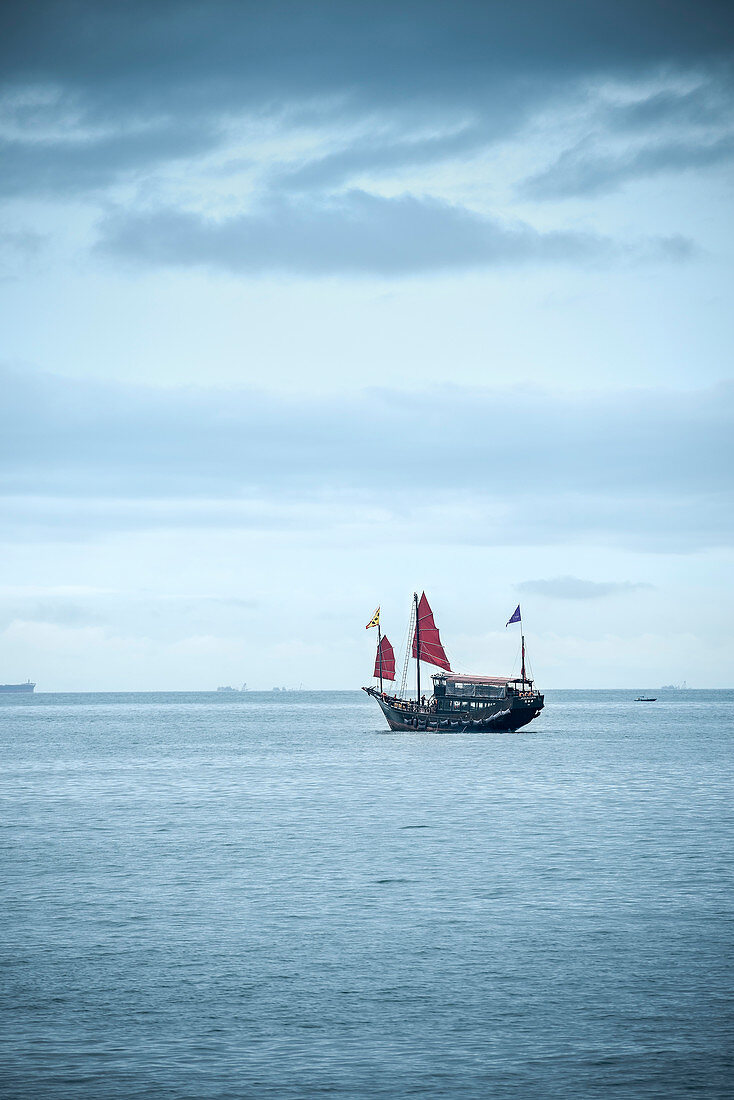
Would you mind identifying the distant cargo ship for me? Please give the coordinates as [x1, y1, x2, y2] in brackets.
[0, 681, 35, 693]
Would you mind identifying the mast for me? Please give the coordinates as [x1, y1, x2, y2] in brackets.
[414, 591, 421, 705]
[377, 624, 383, 693]
[507, 605, 526, 690]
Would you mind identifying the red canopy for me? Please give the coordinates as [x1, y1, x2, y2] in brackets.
[412, 592, 452, 671]
[374, 635, 395, 681]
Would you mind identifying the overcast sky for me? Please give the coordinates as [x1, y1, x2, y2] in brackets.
[1, 0, 733, 689]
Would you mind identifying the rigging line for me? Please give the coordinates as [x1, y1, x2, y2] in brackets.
[399, 598, 415, 699]
[390, 605, 412, 695]
[508, 639, 522, 680]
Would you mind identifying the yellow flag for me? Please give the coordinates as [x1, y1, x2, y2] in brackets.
[365, 607, 380, 629]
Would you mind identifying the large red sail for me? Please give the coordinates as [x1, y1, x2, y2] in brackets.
[412, 592, 452, 671]
[374, 635, 395, 681]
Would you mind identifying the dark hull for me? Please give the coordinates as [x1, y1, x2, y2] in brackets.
[0, 683, 35, 693]
[364, 687, 543, 732]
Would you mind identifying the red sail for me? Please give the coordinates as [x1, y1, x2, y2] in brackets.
[374, 635, 395, 681]
[412, 592, 452, 671]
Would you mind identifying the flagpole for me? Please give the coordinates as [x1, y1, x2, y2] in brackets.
[506, 605, 524, 689]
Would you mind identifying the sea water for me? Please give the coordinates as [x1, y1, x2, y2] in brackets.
[1, 690, 732, 1099]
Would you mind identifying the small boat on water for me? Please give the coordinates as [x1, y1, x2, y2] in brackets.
[363, 593, 544, 732]
[635, 696, 657, 702]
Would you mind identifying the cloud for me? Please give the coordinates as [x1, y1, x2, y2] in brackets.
[3, 2, 732, 110]
[0, 590, 259, 641]
[523, 133, 734, 199]
[516, 576, 654, 600]
[4, 366, 732, 496]
[269, 120, 502, 194]
[1, 366, 732, 551]
[97, 190, 690, 275]
[608, 81, 734, 133]
[518, 75, 734, 200]
[0, 228, 44, 253]
[0, 121, 222, 197]
[0, 599, 104, 629]
[0, 227, 45, 278]
[0, 1, 732, 200]
[271, 77, 734, 197]
[0, 1, 725, 294]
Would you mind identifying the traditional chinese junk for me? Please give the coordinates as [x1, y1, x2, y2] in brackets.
[363, 593, 544, 732]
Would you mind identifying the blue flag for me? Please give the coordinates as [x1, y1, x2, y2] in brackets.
[506, 605, 521, 626]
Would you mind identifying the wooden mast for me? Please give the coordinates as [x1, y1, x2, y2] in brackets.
[377, 624, 383, 693]
[521, 633, 526, 690]
[414, 591, 421, 706]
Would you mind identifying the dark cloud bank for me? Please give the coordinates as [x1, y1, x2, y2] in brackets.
[1, 367, 731, 552]
[3, 1, 732, 109]
[1, 1, 733, 275]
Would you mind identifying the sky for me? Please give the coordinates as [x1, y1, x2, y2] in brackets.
[1, 0, 733, 689]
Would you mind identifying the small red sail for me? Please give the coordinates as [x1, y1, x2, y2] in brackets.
[374, 635, 395, 681]
[412, 592, 452, 671]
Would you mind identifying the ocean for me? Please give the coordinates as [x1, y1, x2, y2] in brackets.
[1, 690, 732, 1098]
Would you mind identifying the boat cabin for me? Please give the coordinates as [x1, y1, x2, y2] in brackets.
[430, 672, 536, 708]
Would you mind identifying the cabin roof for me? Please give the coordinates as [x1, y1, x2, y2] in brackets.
[432, 673, 511, 686]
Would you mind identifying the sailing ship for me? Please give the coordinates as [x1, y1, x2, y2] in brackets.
[363, 593, 544, 732]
